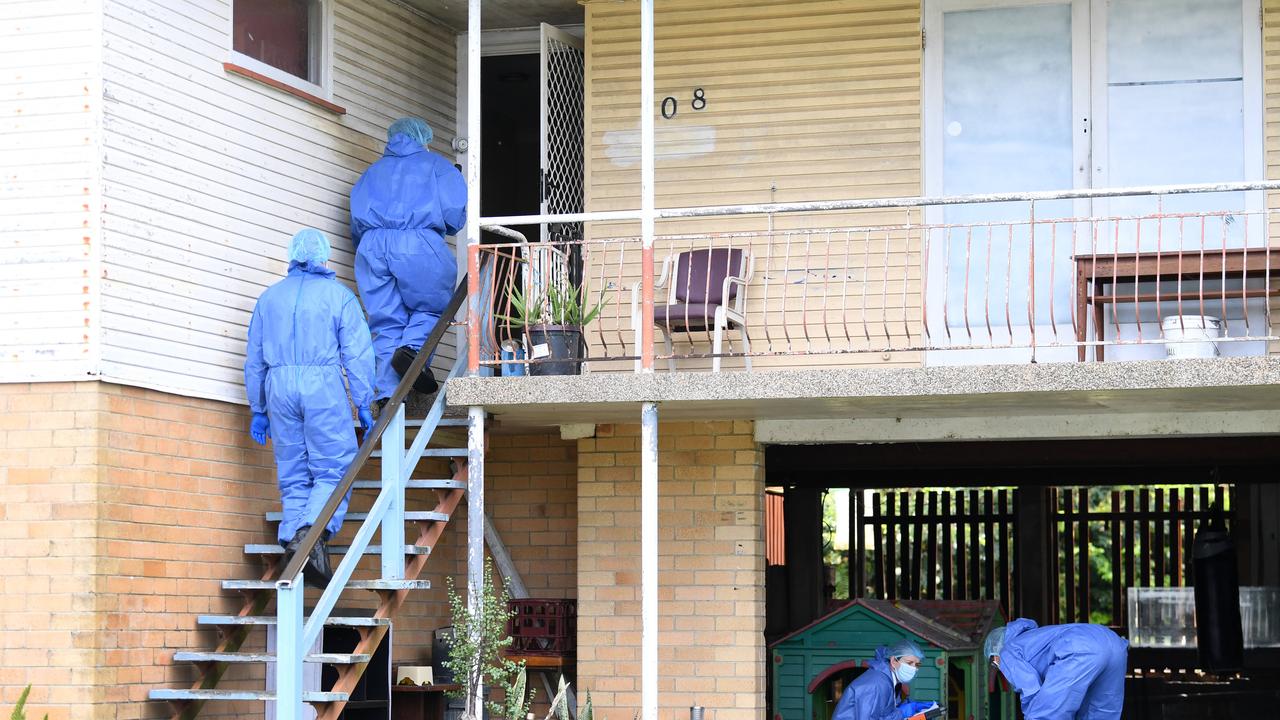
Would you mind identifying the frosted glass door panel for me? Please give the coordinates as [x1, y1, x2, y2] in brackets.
[1107, 0, 1242, 83]
[932, 4, 1077, 361]
[1101, 0, 1260, 359]
[1106, 81, 1245, 249]
[942, 5, 1073, 198]
[1104, 0, 1247, 239]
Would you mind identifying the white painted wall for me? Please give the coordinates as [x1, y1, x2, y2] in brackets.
[97, 0, 460, 403]
[0, 0, 103, 382]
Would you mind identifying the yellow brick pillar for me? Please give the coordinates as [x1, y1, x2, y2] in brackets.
[576, 421, 766, 720]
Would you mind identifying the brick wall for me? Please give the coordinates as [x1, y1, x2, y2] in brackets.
[576, 421, 766, 720]
[0, 383, 106, 720]
[0, 382, 579, 719]
[0, 382, 276, 719]
[381, 428, 580, 673]
[98, 383, 279, 719]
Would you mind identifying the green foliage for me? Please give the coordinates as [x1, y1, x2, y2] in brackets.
[442, 560, 536, 720]
[546, 675, 570, 720]
[500, 281, 609, 329]
[579, 693, 594, 720]
[822, 490, 850, 600]
[497, 282, 542, 329]
[495, 667, 530, 720]
[9, 686, 48, 720]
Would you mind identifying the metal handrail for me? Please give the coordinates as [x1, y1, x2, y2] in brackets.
[276, 274, 471, 587]
[477, 179, 1280, 227]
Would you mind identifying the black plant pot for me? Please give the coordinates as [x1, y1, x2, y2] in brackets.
[526, 325, 585, 376]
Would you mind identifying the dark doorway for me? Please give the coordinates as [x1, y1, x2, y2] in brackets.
[481, 52, 540, 246]
[480, 53, 541, 353]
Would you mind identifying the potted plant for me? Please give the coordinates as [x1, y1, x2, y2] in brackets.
[501, 280, 609, 376]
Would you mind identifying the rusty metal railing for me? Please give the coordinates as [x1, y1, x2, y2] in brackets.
[471, 183, 1280, 372]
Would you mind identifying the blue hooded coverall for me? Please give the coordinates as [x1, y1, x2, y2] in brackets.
[832, 647, 909, 720]
[244, 261, 376, 543]
[349, 133, 467, 400]
[996, 619, 1128, 720]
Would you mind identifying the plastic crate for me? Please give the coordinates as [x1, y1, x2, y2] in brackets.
[507, 598, 576, 656]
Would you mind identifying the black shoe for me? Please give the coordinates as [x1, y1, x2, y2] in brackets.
[283, 527, 306, 553]
[303, 534, 334, 589]
[391, 346, 439, 395]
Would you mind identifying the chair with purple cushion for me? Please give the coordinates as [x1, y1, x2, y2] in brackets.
[630, 247, 753, 371]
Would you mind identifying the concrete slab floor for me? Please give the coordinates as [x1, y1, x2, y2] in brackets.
[444, 356, 1280, 429]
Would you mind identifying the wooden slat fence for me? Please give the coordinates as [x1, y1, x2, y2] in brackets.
[851, 488, 1018, 616]
[1051, 484, 1234, 627]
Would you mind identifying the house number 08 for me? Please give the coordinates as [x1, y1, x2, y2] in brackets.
[661, 88, 708, 119]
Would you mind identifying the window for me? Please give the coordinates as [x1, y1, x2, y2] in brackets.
[233, 0, 325, 86]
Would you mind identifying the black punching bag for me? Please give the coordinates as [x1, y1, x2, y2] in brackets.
[1193, 511, 1244, 671]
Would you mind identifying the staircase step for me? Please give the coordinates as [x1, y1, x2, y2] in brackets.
[245, 544, 430, 556]
[173, 651, 371, 665]
[149, 689, 347, 702]
[198, 615, 390, 627]
[265, 510, 449, 523]
[370, 447, 466, 459]
[222, 579, 431, 592]
[352, 479, 467, 490]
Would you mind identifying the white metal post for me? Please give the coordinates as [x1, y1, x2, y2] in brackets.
[465, 0, 483, 375]
[466, 7, 487, 718]
[639, 0, 656, 373]
[640, 1, 658, 718]
[275, 576, 305, 720]
[466, 404, 486, 716]
[381, 403, 406, 579]
[640, 402, 659, 720]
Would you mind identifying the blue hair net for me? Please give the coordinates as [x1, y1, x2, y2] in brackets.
[984, 626, 1006, 659]
[888, 639, 925, 660]
[388, 116, 433, 146]
[288, 228, 330, 265]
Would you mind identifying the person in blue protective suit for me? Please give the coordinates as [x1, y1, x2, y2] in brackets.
[349, 116, 466, 408]
[832, 639, 937, 720]
[244, 229, 376, 587]
[985, 619, 1128, 720]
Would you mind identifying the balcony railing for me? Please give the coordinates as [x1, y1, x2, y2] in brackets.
[470, 183, 1280, 374]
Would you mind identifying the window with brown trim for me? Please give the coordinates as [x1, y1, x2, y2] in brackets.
[233, 0, 321, 84]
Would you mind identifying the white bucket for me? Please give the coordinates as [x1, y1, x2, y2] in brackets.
[1161, 315, 1222, 359]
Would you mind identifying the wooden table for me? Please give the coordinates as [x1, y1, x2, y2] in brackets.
[391, 683, 461, 720]
[1073, 248, 1280, 361]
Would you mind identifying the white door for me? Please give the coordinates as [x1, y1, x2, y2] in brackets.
[924, 0, 1090, 365]
[923, 0, 1263, 364]
[1091, 0, 1266, 359]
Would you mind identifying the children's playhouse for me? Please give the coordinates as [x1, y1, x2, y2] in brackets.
[769, 599, 1014, 720]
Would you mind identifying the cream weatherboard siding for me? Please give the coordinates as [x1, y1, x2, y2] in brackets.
[581, 0, 924, 370]
[98, 0, 460, 403]
[1265, 0, 1280, 355]
[0, 1, 102, 381]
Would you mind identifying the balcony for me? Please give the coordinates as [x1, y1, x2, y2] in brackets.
[450, 182, 1280, 426]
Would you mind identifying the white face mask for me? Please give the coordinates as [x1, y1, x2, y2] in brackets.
[895, 661, 918, 685]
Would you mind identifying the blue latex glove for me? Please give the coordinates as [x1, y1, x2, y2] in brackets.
[898, 701, 937, 719]
[358, 407, 374, 435]
[250, 412, 271, 445]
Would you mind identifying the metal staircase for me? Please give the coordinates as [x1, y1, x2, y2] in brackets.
[150, 280, 474, 720]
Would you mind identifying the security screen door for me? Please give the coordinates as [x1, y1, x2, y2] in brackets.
[536, 22, 586, 300]
[924, 0, 1262, 364]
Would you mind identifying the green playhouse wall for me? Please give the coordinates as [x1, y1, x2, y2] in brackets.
[771, 608, 948, 720]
